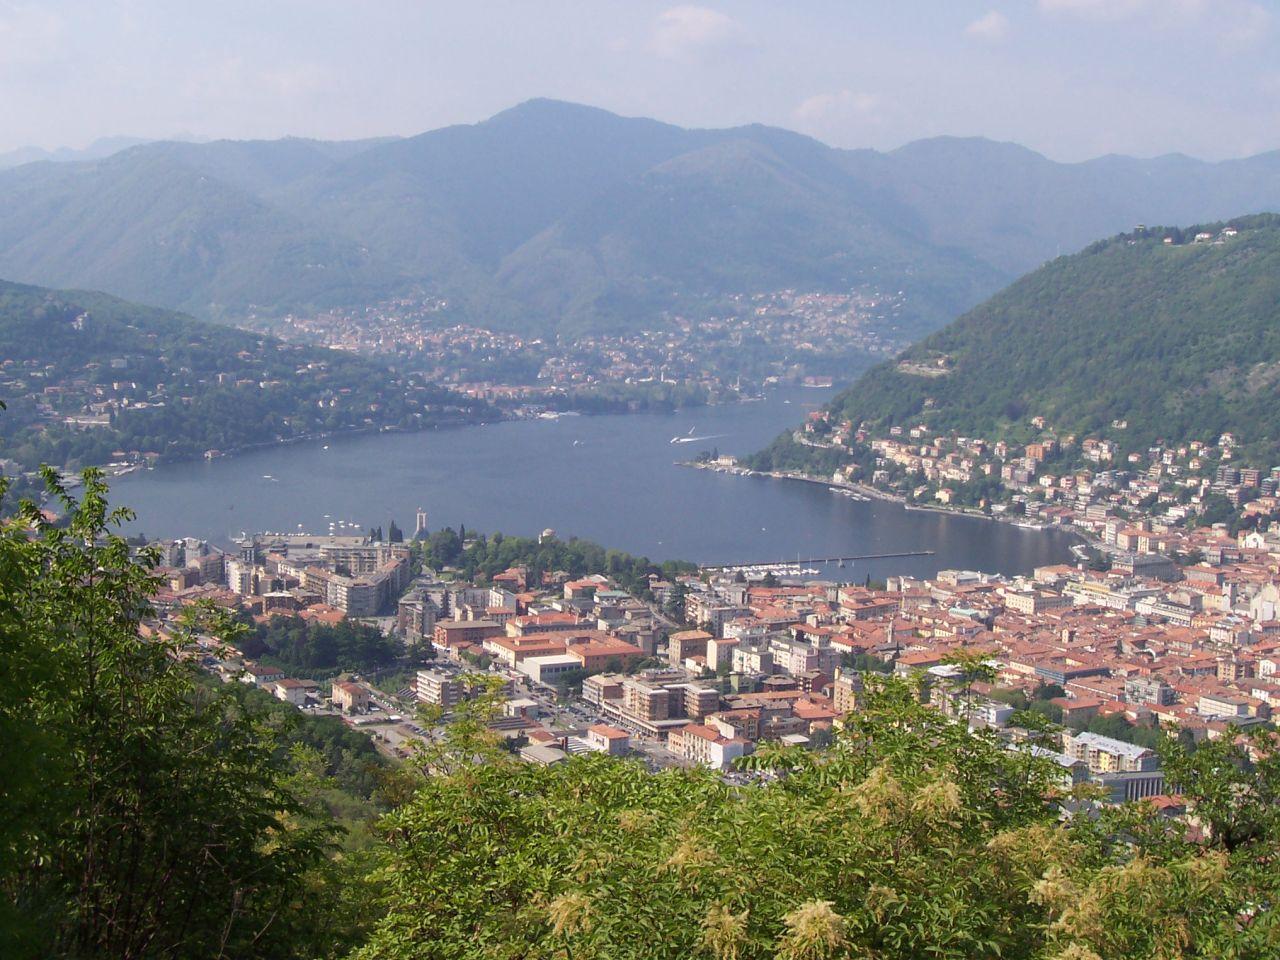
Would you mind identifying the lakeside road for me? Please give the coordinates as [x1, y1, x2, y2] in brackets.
[681, 460, 1092, 549]
[678, 460, 896, 501]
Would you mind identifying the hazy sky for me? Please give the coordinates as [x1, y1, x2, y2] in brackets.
[1, 0, 1277, 161]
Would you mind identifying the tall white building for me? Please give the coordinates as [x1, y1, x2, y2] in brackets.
[225, 557, 255, 596]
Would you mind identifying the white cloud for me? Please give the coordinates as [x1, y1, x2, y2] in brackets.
[261, 63, 324, 98]
[1039, 0, 1271, 45]
[965, 10, 1011, 41]
[1216, 2, 1272, 48]
[0, 3, 65, 69]
[180, 56, 326, 107]
[793, 89, 875, 128]
[652, 6, 741, 62]
[1038, 0, 1150, 20]
[792, 90, 889, 148]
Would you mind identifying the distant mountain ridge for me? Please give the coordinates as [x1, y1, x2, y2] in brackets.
[818, 213, 1280, 459]
[0, 136, 153, 169]
[1, 99, 1279, 335]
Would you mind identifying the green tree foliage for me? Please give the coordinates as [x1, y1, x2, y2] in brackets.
[742, 433, 860, 476]
[999, 682, 1067, 723]
[838, 216, 1280, 456]
[219, 680, 390, 803]
[839, 651, 893, 674]
[424, 527, 463, 566]
[1157, 726, 1280, 853]
[665, 580, 690, 623]
[402, 673, 515, 780]
[239, 613, 400, 677]
[941, 648, 998, 707]
[354, 675, 1280, 959]
[550, 667, 592, 697]
[544, 379, 714, 414]
[419, 528, 695, 598]
[1197, 493, 1240, 531]
[0, 469, 355, 958]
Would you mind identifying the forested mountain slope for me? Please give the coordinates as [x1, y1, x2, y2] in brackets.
[825, 214, 1280, 458]
[0, 279, 487, 474]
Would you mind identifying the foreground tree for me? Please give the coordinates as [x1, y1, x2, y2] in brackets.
[0, 469, 351, 959]
[354, 675, 1280, 960]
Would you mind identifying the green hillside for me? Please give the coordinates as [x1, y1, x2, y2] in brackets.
[822, 214, 1280, 459]
[0, 152, 402, 320]
[0, 279, 490, 478]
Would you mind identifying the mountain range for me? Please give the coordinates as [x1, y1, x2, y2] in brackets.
[817, 213, 1280, 461]
[1, 99, 1279, 337]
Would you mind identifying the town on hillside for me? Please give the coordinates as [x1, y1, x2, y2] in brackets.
[732, 405, 1280, 541]
[244, 287, 903, 409]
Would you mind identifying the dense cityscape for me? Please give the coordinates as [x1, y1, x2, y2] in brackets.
[6, 4, 1280, 957]
[143, 491, 1280, 807]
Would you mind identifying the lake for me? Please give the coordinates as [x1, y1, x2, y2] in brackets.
[111, 387, 1077, 580]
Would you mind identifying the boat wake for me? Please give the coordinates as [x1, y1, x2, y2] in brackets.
[671, 433, 727, 444]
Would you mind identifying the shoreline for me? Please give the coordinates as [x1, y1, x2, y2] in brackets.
[87, 416, 489, 478]
[681, 460, 1091, 545]
[680, 460, 897, 505]
[59, 383, 837, 482]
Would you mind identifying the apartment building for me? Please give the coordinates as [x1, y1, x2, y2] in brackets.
[582, 672, 722, 738]
[666, 723, 748, 770]
[668, 629, 713, 666]
[1063, 731, 1159, 775]
[832, 671, 864, 715]
[1125, 675, 1176, 706]
[768, 636, 839, 678]
[433, 619, 503, 651]
[416, 670, 468, 709]
[624, 678, 671, 721]
[1004, 590, 1071, 616]
[331, 681, 371, 715]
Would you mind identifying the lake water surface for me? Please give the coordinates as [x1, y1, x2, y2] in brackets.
[112, 387, 1077, 580]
